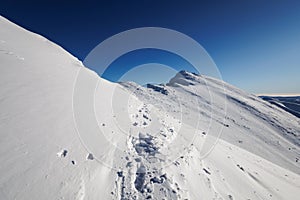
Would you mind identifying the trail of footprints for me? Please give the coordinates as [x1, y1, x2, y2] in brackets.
[114, 104, 183, 200]
[56, 103, 184, 199]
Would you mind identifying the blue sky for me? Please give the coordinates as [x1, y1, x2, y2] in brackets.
[98, 49, 198, 84]
[1, 0, 299, 95]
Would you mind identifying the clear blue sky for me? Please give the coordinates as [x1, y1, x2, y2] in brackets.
[1, 0, 299, 95]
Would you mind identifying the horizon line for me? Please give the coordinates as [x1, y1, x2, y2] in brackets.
[255, 93, 300, 97]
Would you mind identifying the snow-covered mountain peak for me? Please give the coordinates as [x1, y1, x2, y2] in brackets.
[167, 70, 200, 87]
[1, 16, 300, 199]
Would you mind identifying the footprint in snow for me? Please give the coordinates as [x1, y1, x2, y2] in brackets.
[87, 153, 94, 160]
[57, 149, 68, 158]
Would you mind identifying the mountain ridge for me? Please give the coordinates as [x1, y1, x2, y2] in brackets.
[0, 16, 300, 199]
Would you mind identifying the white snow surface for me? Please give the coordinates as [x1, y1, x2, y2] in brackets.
[0, 16, 300, 200]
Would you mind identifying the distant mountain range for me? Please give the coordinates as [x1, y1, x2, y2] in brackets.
[260, 96, 300, 118]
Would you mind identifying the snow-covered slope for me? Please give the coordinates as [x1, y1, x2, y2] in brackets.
[0, 16, 299, 200]
[122, 71, 300, 174]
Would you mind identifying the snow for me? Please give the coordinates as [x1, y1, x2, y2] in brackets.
[0, 16, 299, 199]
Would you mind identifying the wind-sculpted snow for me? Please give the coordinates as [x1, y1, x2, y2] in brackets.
[0, 16, 300, 199]
[122, 72, 300, 174]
